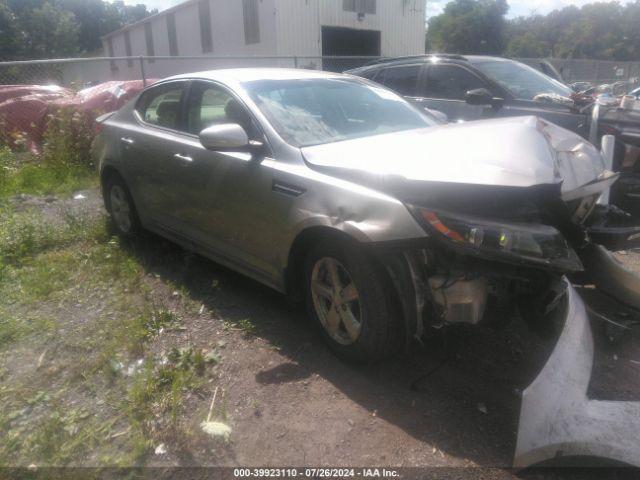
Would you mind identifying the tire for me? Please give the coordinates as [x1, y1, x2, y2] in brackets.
[304, 237, 402, 363]
[104, 174, 141, 237]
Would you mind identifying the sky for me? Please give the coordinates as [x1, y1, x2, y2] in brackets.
[116, 0, 632, 19]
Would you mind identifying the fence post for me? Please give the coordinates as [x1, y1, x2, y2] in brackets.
[139, 56, 147, 86]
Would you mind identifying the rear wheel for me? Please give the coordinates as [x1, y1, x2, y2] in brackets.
[105, 175, 140, 237]
[304, 238, 401, 363]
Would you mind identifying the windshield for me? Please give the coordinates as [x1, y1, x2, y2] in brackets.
[473, 60, 573, 101]
[243, 78, 433, 147]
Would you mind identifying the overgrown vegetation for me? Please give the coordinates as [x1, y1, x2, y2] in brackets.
[0, 107, 97, 197]
[0, 151, 222, 466]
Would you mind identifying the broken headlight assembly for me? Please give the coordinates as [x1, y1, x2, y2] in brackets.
[407, 205, 583, 272]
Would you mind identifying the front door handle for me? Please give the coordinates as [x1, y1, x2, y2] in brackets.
[120, 137, 135, 145]
[173, 153, 193, 163]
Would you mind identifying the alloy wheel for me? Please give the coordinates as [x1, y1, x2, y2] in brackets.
[310, 257, 362, 345]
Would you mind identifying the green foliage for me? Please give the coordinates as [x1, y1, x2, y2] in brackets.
[428, 0, 510, 55]
[429, 0, 640, 61]
[0, 4, 22, 61]
[42, 108, 95, 169]
[18, 2, 80, 60]
[0, 108, 98, 198]
[505, 32, 550, 58]
[0, 0, 157, 61]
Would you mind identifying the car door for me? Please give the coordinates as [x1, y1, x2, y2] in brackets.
[169, 80, 284, 280]
[414, 63, 495, 122]
[122, 80, 190, 229]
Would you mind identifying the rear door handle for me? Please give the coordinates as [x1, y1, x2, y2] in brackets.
[173, 153, 193, 163]
[120, 137, 135, 146]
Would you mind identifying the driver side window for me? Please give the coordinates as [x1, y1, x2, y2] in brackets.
[186, 81, 258, 138]
[423, 65, 487, 100]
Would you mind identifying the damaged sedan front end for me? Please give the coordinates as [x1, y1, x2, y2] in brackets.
[302, 113, 640, 467]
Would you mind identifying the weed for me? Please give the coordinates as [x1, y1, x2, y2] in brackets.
[225, 317, 257, 336]
[144, 307, 181, 337]
[42, 108, 96, 170]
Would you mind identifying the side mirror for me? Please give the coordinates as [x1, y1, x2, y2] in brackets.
[464, 88, 494, 106]
[199, 123, 249, 150]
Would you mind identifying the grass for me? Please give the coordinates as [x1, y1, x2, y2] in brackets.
[0, 162, 96, 197]
[0, 158, 221, 467]
[0, 147, 96, 198]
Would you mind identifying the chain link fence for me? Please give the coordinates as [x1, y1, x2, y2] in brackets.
[518, 57, 640, 88]
[1, 54, 640, 90]
[0, 55, 380, 90]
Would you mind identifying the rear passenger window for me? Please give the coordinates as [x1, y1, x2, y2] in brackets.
[423, 65, 487, 100]
[379, 65, 420, 96]
[139, 85, 185, 130]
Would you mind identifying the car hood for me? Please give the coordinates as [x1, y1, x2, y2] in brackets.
[301, 116, 607, 194]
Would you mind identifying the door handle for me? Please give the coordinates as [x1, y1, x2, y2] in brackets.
[120, 137, 135, 146]
[173, 153, 193, 163]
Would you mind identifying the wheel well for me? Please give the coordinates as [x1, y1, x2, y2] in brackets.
[285, 226, 408, 349]
[285, 228, 401, 306]
[285, 227, 355, 302]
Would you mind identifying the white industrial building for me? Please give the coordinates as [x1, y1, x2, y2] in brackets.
[76, 0, 425, 83]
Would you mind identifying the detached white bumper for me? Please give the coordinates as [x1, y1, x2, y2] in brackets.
[514, 280, 640, 467]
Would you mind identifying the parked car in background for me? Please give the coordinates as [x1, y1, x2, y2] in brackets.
[345, 55, 588, 133]
[346, 55, 640, 217]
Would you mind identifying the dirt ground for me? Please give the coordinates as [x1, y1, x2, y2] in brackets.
[2, 187, 639, 476]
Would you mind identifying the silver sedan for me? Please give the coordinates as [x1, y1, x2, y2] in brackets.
[94, 67, 640, 357]
[95, 68, 640, 467]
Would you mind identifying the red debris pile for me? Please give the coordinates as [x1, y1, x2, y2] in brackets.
[0, 80, 152, 153]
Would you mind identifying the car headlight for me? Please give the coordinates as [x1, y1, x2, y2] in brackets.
[407, 205, 583, 272]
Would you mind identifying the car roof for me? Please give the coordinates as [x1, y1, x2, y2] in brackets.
[166, 68, 345, 84]
[347, 54, 514, 73]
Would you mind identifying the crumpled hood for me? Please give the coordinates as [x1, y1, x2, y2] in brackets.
[301, 116, 607, 194]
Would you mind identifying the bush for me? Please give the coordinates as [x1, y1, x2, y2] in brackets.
[0, 146, 14, 186]
[42, 107, 96, 170]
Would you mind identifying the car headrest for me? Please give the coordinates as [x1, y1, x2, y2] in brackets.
[156, 100, 181, 127]
[224, 99, 251, 128]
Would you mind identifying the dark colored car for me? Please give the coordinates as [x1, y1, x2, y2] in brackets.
[345, 55, 588, 134]
[346, 55, 640, 217]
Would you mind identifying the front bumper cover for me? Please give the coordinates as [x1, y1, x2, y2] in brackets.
[514, 280, 640, 467]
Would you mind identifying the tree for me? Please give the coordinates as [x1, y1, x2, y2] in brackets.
[503, 1, 640, 61]
[0, 3, 23, 61]
[18, 2, 81, 59]
[505, 32, 550, 58]
[0, 0, 156, 60]
[427, 0, 509, 55]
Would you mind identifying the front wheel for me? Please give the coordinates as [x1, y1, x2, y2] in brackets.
[304, 238, 401, 363]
